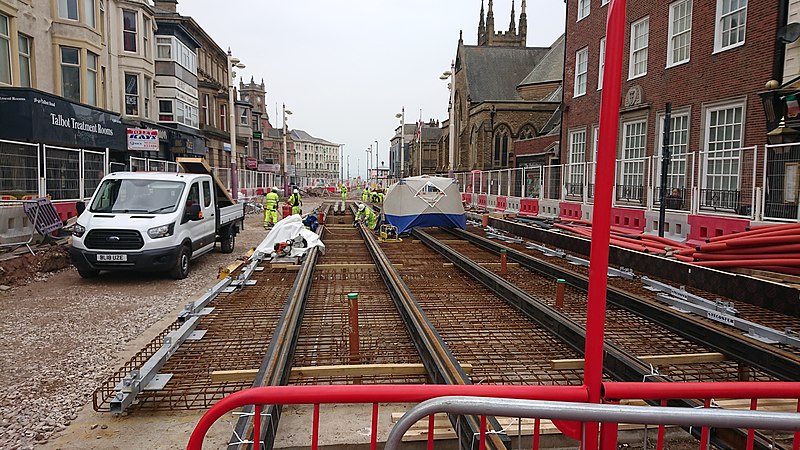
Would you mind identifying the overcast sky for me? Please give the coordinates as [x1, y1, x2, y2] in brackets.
[179, 0, 566, 179]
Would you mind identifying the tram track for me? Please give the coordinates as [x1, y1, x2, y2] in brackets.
[443, 225, 800, 382]
[91, 200, 794, 450]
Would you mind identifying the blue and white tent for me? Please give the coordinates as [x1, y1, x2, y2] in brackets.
[383, 176, 466, 234]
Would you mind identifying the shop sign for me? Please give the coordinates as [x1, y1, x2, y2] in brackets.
[0, 87, 125, 149]
[246, 157, 258, 169]
[257, 163, 280, 172]
[127, 128, 159, 151]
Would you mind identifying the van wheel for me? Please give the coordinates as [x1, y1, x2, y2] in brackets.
[77, 267, 100, 278]
[220, 226, 235, 254]
[170, 245, 191, 279]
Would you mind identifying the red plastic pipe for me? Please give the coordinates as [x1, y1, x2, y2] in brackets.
[673, 254, 695, 263]
[692, 252, 800, 261]
[706, 223, 800, 243]
[694, 242, 731, 253]
[693, 259, 800, 268]
[709, 243, 800, 255]
[602, 382, 800, 400]
[725, 235, 800, 248]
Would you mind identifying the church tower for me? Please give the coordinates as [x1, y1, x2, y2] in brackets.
[477, 0, 526, 47]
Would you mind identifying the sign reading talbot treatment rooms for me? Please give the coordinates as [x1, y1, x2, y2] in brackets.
[0, 87, 125, 149]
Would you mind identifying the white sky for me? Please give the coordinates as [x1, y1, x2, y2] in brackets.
[179, 0, 566, 179]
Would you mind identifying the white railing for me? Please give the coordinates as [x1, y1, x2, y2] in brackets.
[452, 145, 767, 221]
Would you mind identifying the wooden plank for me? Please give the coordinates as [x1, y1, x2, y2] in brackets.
[324, 240, 364, 244]
[551, 352, 727, 370]
[443, 262, 520, 268]
[211, 363, 473, 383]
[176, 157, 235, 205]
[730, 267, 800, 285]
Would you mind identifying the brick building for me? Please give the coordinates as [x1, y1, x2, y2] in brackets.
[561, 0, 780, 218]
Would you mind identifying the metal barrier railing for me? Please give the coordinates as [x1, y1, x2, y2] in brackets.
[187, 383, 800, 450]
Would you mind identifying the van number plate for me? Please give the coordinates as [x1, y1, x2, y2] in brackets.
[98, 254, 127, 262]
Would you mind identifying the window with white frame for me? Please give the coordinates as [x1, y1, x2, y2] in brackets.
[590, 125, 599, 196]
[704, 104, 743, 206]
[715, 0, 747, 52]
[668, 0, 692, 66]
[240, 107, 248, 126]
[219, 103, 227, 131]
[143, 17, 150, 59]
[60, 46, 81, 102]
[577, 0, 590, 20]
[58, 0, 79, 21]
[629, 17, 649, 79]
[87, 52, 98, 106]
[125, 73, 139, 115]
[620, 120, 647, 202]
[202, 94, 210, 125]
[18, 34, 31, 88]
[574, 47, 588, 97]
[597, 37, 605, 90]
[143, 76, 151, 118]
[568, 130, 586, 196]
[0, 14, 11, 85]
[657, 113, 689, 205]
[123, 10, 137, 53]
[156, 37, 172, 59]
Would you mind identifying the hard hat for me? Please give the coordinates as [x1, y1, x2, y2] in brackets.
[293, 188, 299, 194]
[358, 203, 366, 211]
[272, 187, 278, 193]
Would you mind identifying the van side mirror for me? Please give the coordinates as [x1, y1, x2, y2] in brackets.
[75, 201, 86, 215]
[186, 204, 202, 221]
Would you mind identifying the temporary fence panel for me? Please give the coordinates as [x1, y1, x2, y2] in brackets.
[587, 161, 597, 203]
[565, 161, 587, 200]
[43, 145, 81, 201]
[0, 139, 39, 199]
[523, 166, 543, 199]
[762, 143, 800, 221]
[698, 146, 757, 218]
[651, 152, 694, 212]
[130, 156, 147, 172]
[186, 383, 800, 450]
[614, 156, 649, 207]
[543, 165, 562, 200]
[509, 168, 524, 198]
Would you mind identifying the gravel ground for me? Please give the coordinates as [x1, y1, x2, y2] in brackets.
[0, 199, 326, 450]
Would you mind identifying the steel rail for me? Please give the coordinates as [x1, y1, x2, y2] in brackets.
[413, 228, 776, 450]
[357, 207, 509, 450]
[229, 205, 329, 450]
[445, 227, 800, 382]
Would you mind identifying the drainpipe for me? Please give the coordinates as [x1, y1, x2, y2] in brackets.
[775, 0, 790, 84]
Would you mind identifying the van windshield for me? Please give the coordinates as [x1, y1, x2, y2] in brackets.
[90, 179, 186, 214]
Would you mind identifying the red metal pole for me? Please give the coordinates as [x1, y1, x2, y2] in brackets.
[794, 399, 800, 450]
[532, 418, 541, 450]
[746, 398, 757, 450]
[371, 403, 379, 450]
[584, 0, 626, 448]
[479, 415, 487, 450]
[500, 249, 508, 275]
[253, 404, 261, 450]
[656, 399, 666, 450]
[699, 398, 711, 450]
[312, 403, 320, 450]
[427, 414, 435, 450]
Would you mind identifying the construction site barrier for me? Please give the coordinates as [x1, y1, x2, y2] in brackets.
[187, 382, 800, 450]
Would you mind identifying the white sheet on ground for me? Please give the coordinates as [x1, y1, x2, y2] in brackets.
[254, 214, 326, 258]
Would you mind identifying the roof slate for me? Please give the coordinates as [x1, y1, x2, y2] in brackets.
[460, 45, 551, 102]
[519, 34, 565, 87]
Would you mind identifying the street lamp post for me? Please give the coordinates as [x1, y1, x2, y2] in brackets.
[395, 108, 405, 179]
[373, 140, 378, 186]
[227, 49, 245, 201]
[441, 61, 456, 178]
[282, 103, 293, 196]
[340, 144, 345, 186]
[366, 145, 372, 188]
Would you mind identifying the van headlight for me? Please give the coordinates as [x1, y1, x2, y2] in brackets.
[148, 223, 175, 239]
[72, 224, 86, 238]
